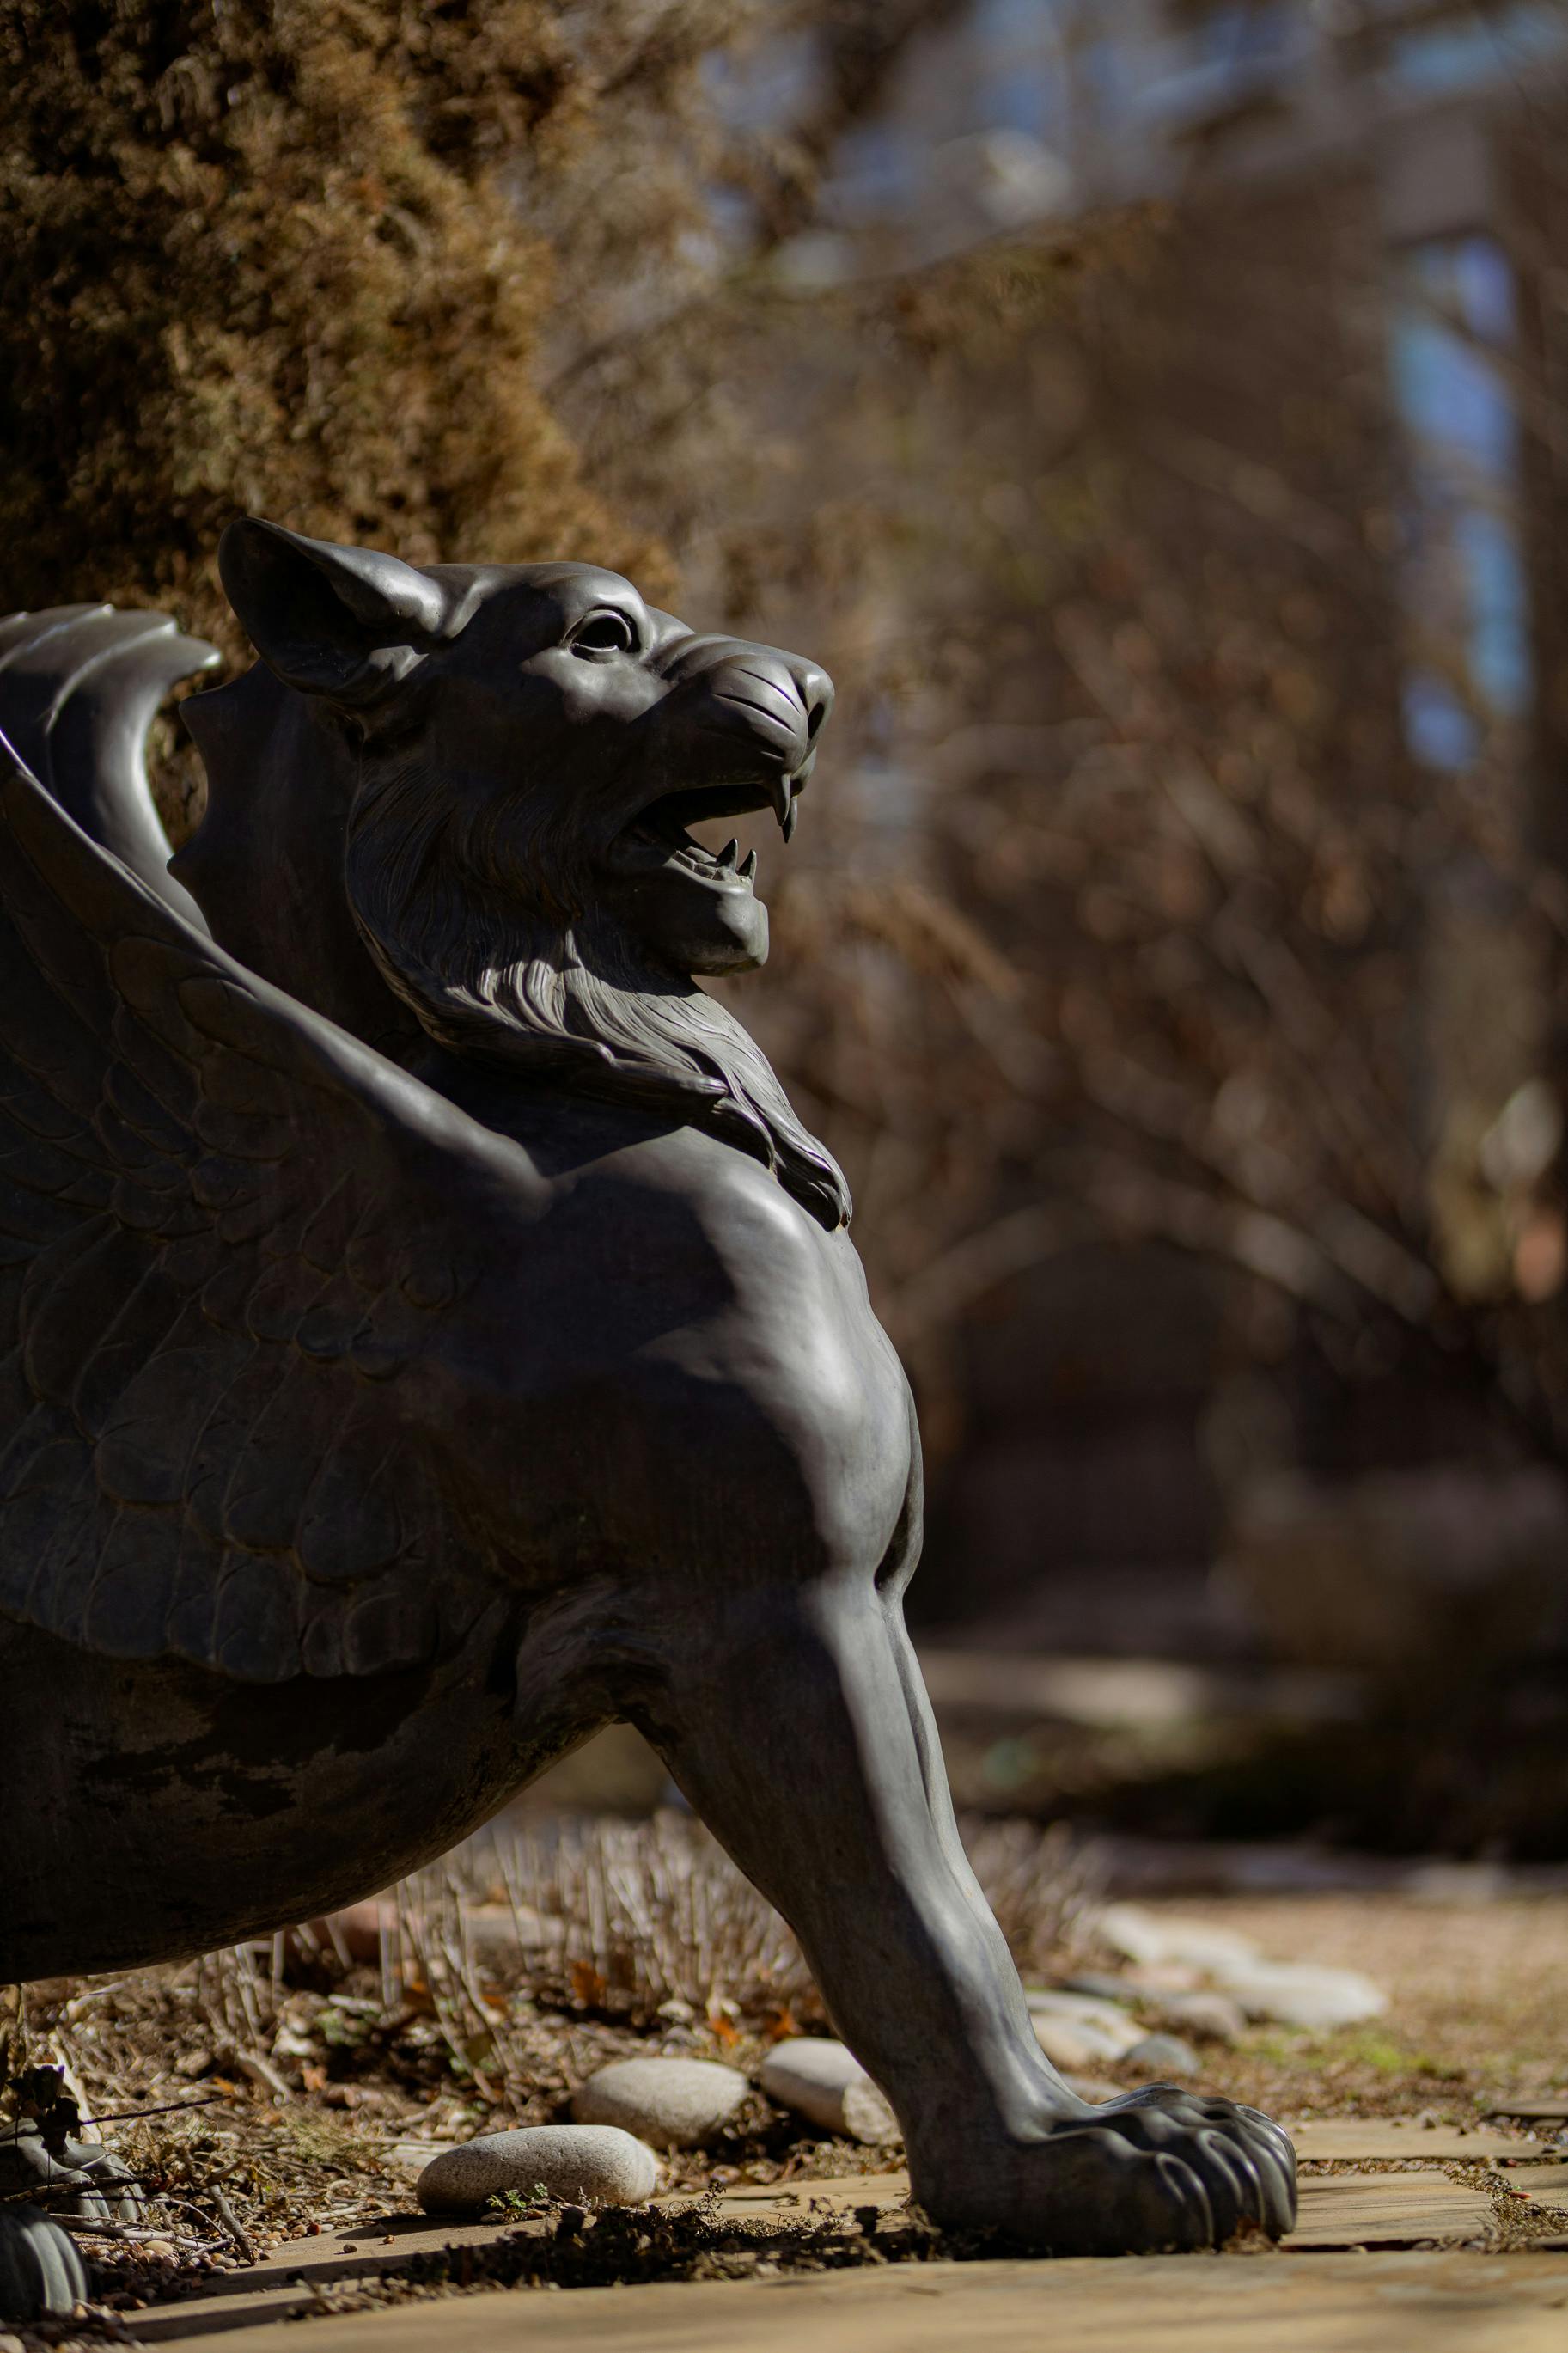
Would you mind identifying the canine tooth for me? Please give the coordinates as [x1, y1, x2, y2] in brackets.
[770, 772, 791, 829]
[717, 838, 739, 869]
[740, 848, 758, 881]
[782, 797, 798, 844]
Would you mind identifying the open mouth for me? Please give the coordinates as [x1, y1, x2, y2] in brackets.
[616, 763, 808, 886]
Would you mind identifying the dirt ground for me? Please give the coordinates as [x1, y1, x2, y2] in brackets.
[17, 1885, 1565, 2301]
[1126, 1891, 1568, 2120]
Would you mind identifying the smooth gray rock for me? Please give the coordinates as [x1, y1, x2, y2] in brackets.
[1125, 2033, 1203, 2079]
[571, 2057, 748, 2151]
[1095, 1906, 1384, 2029]
[1032, 2016, 1122, 2071]
[1154, 1990, 1247, 2045]
[416, 2126, 658, 2213]
[1095, 1905, 1260, 1975]
[1217, 1961, 1386, 2031]
[1025, 1990, 1145, 2053]
[1058, 1973, 1135, 2006]
[758, 2038, 899, 2144]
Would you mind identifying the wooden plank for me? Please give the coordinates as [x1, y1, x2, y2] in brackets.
[131, 2160, 1498, 2341]
[1284, 2171, 1492, 2249]
[159, 2252, 1568, 2353]
[132, 2213, 554, 2343]
[1291, 2121, 1534, 2163]
[704, 2173, 909, 2221]
[1506, 2164, 1568, 2207]
[711, 2166, 1497, 2249]
[126, 2153, 1516, 2347]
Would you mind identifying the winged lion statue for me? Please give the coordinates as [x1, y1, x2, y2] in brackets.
[0, 520, 1294, 2262]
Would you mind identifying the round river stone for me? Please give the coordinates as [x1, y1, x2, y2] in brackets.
[1125, 2032, 1202, 2079]
[758, 2038, 899, 2144]
[416, 2126, 658, 2213]
[571, 2057, 748, 2150]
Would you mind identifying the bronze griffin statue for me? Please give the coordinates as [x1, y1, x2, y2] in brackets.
[0, 521, 1295, 2270]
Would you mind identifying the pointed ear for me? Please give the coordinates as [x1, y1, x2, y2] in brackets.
[218, 517, 455, 706]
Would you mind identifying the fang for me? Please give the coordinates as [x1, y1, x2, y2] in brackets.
[740, 848, 758, 881]
[717, 839, 739, 869]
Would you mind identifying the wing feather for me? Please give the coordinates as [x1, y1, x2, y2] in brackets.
[0, 603, 218, 922]
[83, 1506, 180, 1659]
[0, 677, 547, 1683]
[212, 1549, 302, 1684]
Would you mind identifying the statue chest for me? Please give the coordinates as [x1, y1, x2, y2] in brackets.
[454, 1136, 919, 1590]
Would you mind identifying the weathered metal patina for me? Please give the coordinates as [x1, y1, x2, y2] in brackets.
[0, 523, 1295, 2259]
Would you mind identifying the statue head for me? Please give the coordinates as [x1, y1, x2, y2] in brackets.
[174, 519, 849, 1227]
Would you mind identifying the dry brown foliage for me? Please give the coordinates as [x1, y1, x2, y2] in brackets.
[0, 0, 666, 651]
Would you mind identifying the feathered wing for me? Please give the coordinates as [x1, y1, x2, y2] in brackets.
[0, 730, 546, 1684]
[0, 604, 220, 927]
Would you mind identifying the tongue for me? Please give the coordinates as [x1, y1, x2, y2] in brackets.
[642, 776, 790, 834]
[641, 804, 694, 852]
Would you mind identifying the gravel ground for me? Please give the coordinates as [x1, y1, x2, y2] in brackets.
[9, 1863, 1567, 2334]
[1127, 1892, 1568, 2118]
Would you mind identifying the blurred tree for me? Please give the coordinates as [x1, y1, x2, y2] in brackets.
[0, 0, 973, 645]
[0, 0, 670, 649]
[13, 0, 1567, 1532]
[549, 41, 1568, 1517]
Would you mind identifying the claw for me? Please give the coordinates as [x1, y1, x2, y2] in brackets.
[1233, 2104, 1298, 2230]
[924, 2086, 1295, 2253]
[1201, 2125, 1264, 2241]
[1153, 2149, 1213, 2250]
[1242, 2129, 1298, 2232]
[1085, 2087, 1295, 2247]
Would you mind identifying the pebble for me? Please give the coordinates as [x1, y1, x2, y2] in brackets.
[1057, 1972, 1135, 2005]
[1152, 1990, 1247, 2044]
[417, 2127, 657, 2213]
[1217, 1960, 1386, 2030]
[1125, 1960, 1203, 1994]
[758, 2039, 900, 2144]
[1025, 1991, 1146, 2052]
[468, 1904, 565, 1959]
[1123, 2032, 1202, 2078]
[1095, 1904, 1260, 1974]
[1093, 1904, 1386, 2031]
[1034, 2018, 1118, 2071]
[571, 2058, 748, 2150]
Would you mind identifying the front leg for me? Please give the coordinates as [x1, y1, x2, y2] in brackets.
[635, 1574, 1296, 2253]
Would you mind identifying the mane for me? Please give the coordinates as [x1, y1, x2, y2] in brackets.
[343, 755, 851, 1232]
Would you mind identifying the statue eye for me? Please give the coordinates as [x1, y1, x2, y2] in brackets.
[571, 609, 638, 657]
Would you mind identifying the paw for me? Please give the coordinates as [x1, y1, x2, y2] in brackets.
[912, 2085, 1296, 2253]
[1046, 2087, 1296, 2252]
[75, 2149, 146, 2226]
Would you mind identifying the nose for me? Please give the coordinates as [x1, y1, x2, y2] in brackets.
[791, 661, 834, 745]
[660, 635, 836, 767]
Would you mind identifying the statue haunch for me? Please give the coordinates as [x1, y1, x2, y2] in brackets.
[0, 522, 1294, 2253]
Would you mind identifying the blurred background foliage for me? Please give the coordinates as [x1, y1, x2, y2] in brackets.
[6, 0, 1568, 1851]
